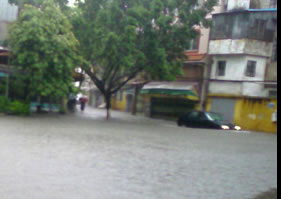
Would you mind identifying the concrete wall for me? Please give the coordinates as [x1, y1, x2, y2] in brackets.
[0, 0, 18, 44]
[181, 64, 203, 80]
[210, 55, 267, 81]
[258, 0, 277, 8]
[209, 81, 243, 95]
[244, 40, 273, 57]
[227, 0, 250, 11]
[198, 28, 210, 54]
[209, 55, 268, 96]
[242, 82, 267, 97]
[207, 96, 277, 133]
[0, 0, 18, 22]
[209, 39, 273, 57]
[265, 62, 277, 81]
[0, 22, 8, 42]
[233, 98, 277, 133]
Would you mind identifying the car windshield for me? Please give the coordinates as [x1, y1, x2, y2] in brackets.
[206, 112, 224, 121]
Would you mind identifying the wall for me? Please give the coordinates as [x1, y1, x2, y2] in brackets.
[209, 39, 272, 57]
[209, 55, 268, 96]
[206, 0, 227, 18]
[0, 0, 18, 22]
[206, 96, 277, 133]
[244, 39, 273, 57]
[227, 0, 250, 11]
[111, 91, 127, 111]
[259, 0, 277, 8]
[265, 62, 277, 81]
[0, 0, 18, 44]
[209, 81, 242, 95]
[198, 28, 210, 54]
[210, 55, 267, 80]
[0, 22, 8, 42]
[181, 64, 203, 80]
[233, 98, 277, 133]
[210, 55, 245, 80]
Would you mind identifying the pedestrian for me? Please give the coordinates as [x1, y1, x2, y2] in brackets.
[79, 96, 88, 111]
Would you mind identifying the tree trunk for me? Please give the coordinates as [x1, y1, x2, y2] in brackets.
[105, 94, 111, 120]
[131, 86, 138, 115]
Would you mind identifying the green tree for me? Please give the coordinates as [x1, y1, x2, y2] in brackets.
[8, 0, 80, 102]
[72, 0, 217, 119]
[8, 0, 70, 12]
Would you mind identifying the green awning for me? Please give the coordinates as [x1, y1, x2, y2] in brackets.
[0, 72, 7, 77]
[140, 81, 199, 100]
[140, 89, 197, 96]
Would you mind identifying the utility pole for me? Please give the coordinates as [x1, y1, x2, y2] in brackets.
[5, 56, 10, 98]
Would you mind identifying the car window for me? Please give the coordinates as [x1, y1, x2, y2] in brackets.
[206, 112, 224, 121]
[188, 111, 200, 120]
[198, 113, 208, 121]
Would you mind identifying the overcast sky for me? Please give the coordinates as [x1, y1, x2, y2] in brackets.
[68, 0, 75, 6]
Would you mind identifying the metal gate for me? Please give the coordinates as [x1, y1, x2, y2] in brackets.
[210, 98, 235, 122]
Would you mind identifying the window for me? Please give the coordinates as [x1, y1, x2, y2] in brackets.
[216, 61, 226, 76]
[245, 61, 256, 77]
[188, 111, 200, 120]
[186, 34, 199, 51]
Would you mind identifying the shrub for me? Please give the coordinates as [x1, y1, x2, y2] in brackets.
[7, 100, 30, 116]
[0, 96, 9, 113]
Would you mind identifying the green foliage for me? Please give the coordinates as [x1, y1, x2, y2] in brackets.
[72, 0, 217, 84]
[70, 0, 217, 114]
[8, 0, 70, 10]
[0, 96, 10, 112]
[8, 0, 80, 101]
[7, 100, 30, 116]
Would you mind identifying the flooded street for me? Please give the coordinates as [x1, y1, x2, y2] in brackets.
[0, 108, 277, 199]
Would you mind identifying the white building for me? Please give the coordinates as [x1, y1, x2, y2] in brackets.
[206, 0, 277, 122]
[0, 0, 18, 47]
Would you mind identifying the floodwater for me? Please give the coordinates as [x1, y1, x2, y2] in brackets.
[0, 108, 277, 199]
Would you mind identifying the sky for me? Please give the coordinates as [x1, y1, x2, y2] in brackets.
[68, 0, 76, 6]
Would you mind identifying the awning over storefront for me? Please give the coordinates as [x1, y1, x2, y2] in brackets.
[141, 81, 199, 100]
[0, 72, 7, 77]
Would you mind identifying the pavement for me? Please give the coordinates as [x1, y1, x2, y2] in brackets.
[0, 106, 277, 199]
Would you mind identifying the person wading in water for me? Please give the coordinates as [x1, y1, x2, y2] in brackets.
[79, 96, 88, 111]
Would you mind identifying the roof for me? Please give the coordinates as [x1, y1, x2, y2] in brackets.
[184, 53, 207, 62]
[141, 81, 199, 100]
[213, 8, 277, 16]
[248, 8, 277, 12]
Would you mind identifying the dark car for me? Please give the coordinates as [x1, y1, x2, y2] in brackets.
[177, 111, 241, 130]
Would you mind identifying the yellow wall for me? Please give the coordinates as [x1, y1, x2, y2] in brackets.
[205, 98, 212, 112]
[111, 93, 127, 111]
[233, 98, 277, 134]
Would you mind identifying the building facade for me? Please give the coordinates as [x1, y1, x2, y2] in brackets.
[206, 0, 277, 133]
[0, 0, 18, 95]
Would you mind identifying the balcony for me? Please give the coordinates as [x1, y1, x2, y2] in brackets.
[209, 9, 277, 57]
[208, 39, 273, 57]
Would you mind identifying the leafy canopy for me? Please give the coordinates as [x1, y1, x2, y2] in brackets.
[8, 0, 70, 10]
[8, 0, 80, 99]
[72, 0, 217, 99]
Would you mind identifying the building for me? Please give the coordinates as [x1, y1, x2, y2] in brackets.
[206, 0, 277, 133]
[135, 0, 227, 119]
[0, 0, 18, 95]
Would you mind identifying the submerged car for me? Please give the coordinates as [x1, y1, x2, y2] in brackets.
[177, 111, 241, 130]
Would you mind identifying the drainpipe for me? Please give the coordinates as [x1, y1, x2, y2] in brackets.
[199, 56, 213, 111]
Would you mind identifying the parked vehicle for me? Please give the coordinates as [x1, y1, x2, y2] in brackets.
[177, 111, 241, 130]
